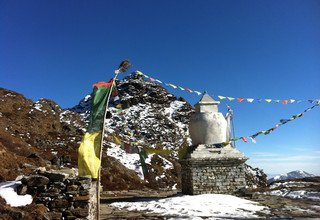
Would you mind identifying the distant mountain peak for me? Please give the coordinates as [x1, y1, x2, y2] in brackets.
[268, 170, 315, 184]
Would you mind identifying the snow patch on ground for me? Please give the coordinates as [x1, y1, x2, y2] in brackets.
[111, 194, 269, 219]
[0, 181, 33, 207]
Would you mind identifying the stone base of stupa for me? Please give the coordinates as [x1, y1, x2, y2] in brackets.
[180, 144, 248, 195]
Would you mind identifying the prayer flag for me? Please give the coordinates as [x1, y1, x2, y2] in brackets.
[145, 148, 173, 155]
[112, 135, 122, 145]
[214, 143, 224, 148]
[138, 148, 149, 179]
[218, 96, 226, 100]
[178, 145, 189, 160]
[168, 84, 177, 89]
[185, 88, 193, 92]
[282, 100, 288, 105]
[241, 137, 248, 142]
[249, 137, 256, 144]
[194, 91, 202, 95]
[265, 99, 272, 103]
[78, 80, 114, 178]
[247, 98, 254, 103]
[237, 98, 245, 102]
[156, 79, 163, 83]
[228, 97, 235, 101]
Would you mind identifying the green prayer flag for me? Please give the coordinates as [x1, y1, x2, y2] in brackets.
[138, 148, 149, 179]
[78, 80, 114, 178]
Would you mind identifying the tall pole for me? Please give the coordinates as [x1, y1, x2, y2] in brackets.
[96, 60, 131, 220]
[227, 104, 236, 147]
[231, 111, 236, 148]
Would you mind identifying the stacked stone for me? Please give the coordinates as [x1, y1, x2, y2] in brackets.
[181, 158, 246, 195]
[17, 170, 93, 219]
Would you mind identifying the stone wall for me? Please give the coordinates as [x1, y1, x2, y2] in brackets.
[180, 158, 246, 195]
[17, 169, 97, 219]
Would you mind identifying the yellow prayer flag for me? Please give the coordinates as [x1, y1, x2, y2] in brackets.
[113, 135, 122, 145]
[144, 148, 173, 156]
[78, 132, 102, 179]
[135, 70, 144, 76]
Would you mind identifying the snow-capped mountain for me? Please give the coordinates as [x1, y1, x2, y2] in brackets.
[268, 170, 315, 184]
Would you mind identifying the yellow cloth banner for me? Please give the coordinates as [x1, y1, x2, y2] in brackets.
[78, 132, 102, 179]
[112, 134, 122, 145]
[144, 148, 173, 156]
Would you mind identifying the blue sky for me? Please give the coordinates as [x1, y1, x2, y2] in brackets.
[1, 0, 319, 175]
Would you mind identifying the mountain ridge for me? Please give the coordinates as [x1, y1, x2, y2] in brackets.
[268, 170, 315, 184]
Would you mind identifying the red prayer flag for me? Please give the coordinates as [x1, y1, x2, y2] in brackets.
[185, 88, 193, 92]
[241, 137, 248, 142]
[282, 100, 288, 105]
[93, 80, 113, 88]
[237, 98, 245, 102]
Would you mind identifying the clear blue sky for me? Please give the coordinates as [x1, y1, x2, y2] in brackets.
[1, 0, 319, 175]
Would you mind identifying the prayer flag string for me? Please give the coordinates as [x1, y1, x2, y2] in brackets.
[135, 70, 319, 104]
[223, 101, 320, 145]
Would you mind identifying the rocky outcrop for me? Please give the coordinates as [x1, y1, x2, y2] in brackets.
[245, 164, 268, 188]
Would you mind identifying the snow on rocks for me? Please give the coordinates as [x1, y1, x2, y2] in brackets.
[0, 181, 32, 207]
[263, 189, 320, 201]
[107, 143, 145, 179]
[111, 194, 269, 219]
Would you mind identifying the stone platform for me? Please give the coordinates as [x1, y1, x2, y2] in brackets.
[180, 144, 248, 195]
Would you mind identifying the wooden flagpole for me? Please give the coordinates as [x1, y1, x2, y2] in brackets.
[96, 60, 131, 220]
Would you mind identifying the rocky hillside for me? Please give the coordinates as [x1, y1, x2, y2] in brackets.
[0, 88, 84, 182]
[0, 72, 267, 192]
